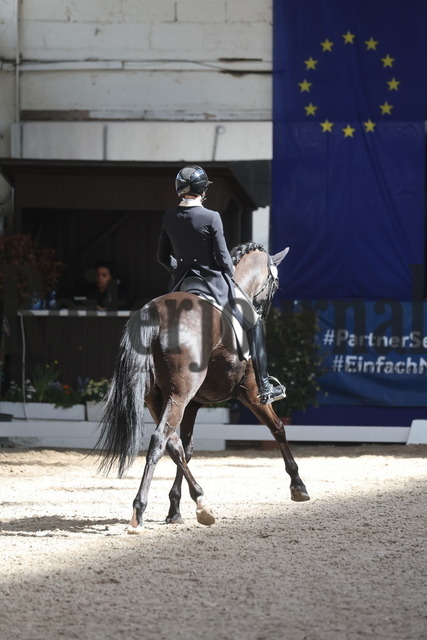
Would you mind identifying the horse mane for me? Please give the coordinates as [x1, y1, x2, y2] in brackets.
[230, 242, 266, 266]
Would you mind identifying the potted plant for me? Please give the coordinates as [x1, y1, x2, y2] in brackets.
[0, 233, 64, 311]
[1, 361, 85, 420]
[0, 234, 65, 414]
[265, 303, 326, 420]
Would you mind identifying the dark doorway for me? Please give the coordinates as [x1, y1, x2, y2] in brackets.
[21, 207, 169, 309]
[2, 161, 256, 308]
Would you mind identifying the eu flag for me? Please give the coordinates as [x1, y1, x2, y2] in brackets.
[272, 0, 427, 300]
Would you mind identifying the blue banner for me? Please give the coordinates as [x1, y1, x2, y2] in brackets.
[308, 299, 427, 406]
[272, 0, 426, 300]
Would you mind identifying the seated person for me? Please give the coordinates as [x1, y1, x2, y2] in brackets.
[87, 261, 121, 310]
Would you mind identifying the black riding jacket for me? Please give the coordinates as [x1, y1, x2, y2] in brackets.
[157, 202, 235, 307]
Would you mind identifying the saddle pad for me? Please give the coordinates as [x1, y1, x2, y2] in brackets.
[179, 278, 257, 360]
[192, 293, 250, 360]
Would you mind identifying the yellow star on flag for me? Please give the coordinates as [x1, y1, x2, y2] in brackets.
[298, 79, 312, 92]
[363, 120, 376, 132]
[342, 124, 355, 137]
[320, 120, 334, 132]
[304, 56, 318, 70]
[381, 54, 395, 68]
[320, 38, 334, 52]
[304, 102, 318, 116]
[365, 37, 379, 50]
[342, 31, 355, 44]
[387, 77, 400, 91]
[380, 101, 394, 115]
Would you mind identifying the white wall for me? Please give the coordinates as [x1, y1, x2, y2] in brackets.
[0, 0, 273, 161]
[252, 206, 271, 247]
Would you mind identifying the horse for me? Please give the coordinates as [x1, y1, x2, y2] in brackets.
[96, 242, 310, 533]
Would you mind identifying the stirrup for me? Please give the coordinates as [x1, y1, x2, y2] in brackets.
[258, 376, 286, 405]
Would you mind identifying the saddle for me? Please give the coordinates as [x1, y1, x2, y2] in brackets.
[179, 276, 214, 300]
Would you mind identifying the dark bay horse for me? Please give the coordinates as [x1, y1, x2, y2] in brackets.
[97, 243, 309, 533]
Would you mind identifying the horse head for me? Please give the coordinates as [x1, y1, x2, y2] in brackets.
[231, 243, 290, 319]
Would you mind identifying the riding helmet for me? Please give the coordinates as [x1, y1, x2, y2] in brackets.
[175, 165, 212, 197]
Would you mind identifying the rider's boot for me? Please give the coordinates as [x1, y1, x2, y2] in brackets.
[246, 320, 286, 405]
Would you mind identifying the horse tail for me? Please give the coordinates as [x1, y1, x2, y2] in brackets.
[96, 303, 160, 476]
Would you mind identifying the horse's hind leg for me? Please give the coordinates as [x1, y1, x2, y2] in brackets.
[166, 402, 199, 524]
[128, 429, 167, 533]
[128, 399, 185, 533]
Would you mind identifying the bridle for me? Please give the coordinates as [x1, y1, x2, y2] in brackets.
[231, 245, 280, 322]
[253, 255, 279, 321]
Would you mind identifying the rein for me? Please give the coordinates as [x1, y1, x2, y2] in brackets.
[253, 257, 279, 320]
[253, 278, 269, 300]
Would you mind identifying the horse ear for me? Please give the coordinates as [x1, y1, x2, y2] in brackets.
[271, 247, 290, 266]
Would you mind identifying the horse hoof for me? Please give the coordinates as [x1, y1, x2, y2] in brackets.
[196, 496, 216, 526]
[196, 507, 216, 526]
[291, 486, 310, 502]
[127, 524, 145, 535]
[166, 515, 184, 524]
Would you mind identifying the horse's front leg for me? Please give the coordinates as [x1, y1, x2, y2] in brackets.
[166, 401, 216, 525]
[240, 386, 310, 501]
[166, 431, 215, 526]
[166, 465, 184, 523]
[269, 412, 310, 501]
[165, 402, 199, 523]
[262, 407, 309, 500]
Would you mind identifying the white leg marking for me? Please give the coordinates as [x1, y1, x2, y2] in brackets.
[196, 495, 216, 526]
[127, 508, 144, 534]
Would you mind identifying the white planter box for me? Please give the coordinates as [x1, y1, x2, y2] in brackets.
[196, 407, 229, 424]
[87, 403, 154, 424]
[142, 406, 229, 424]
[86, 401, 105, 422]
[86, 403, 229, 425]
[0, 402, 86, 421]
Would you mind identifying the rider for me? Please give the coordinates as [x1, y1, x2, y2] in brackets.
[157, 164, 285, 405]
